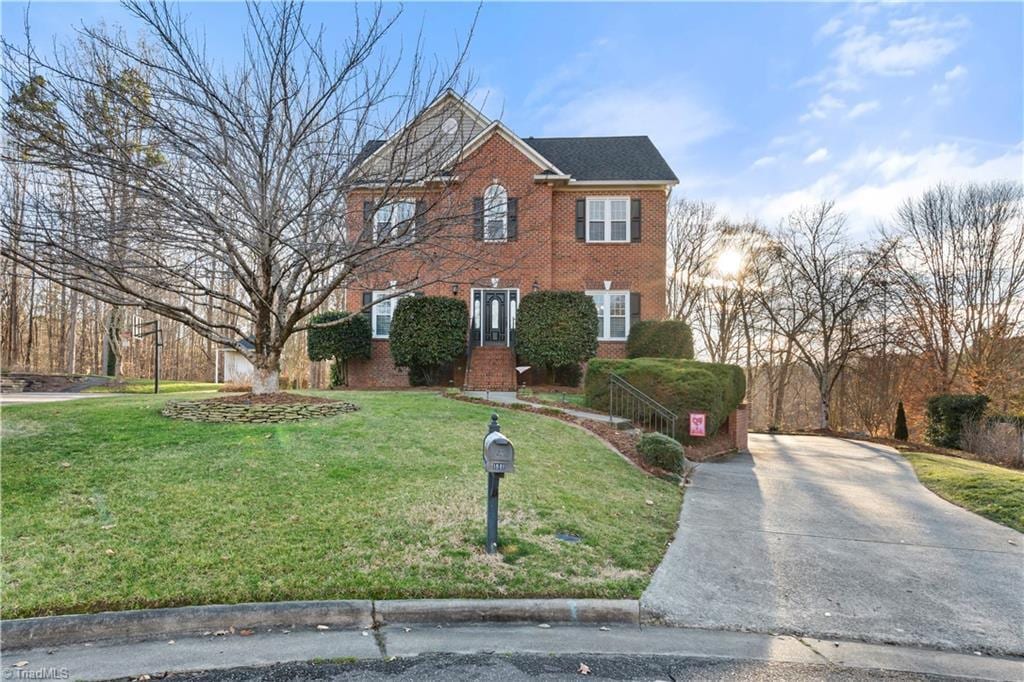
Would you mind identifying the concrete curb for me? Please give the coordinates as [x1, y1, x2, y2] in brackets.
[1, 599, 639, 650]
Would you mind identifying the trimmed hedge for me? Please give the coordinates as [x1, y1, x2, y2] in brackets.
[585, 357, 746, 444]
[516, 291, 599, 374]
[627, 320, 694, 359]
[307, 311, 372, 362]
[637, 433, 686, 473]
[390, 296, 468, 385]
[925, 394, 989, 449]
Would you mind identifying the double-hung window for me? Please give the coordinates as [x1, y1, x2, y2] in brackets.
[587, 290, 630, 340]
[586, 197, 629, 243]
[371, 291, 413, 338]
[483, 183, 508, 241]
[373, 201, 416, 242]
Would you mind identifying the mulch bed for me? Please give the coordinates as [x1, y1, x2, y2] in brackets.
[206, 392, 339, 406]
[452, 393, 735, 479]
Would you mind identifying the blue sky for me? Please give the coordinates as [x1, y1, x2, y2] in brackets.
[4, 1, 1022, 236]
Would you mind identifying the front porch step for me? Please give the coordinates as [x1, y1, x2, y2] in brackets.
[464, 347, 517, 391]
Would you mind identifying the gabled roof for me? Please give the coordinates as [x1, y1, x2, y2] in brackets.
[443, 121, 566, 176]
[523, 136, 679, 183]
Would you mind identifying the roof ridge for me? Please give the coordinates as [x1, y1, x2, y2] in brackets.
[524, 134, 652, 141]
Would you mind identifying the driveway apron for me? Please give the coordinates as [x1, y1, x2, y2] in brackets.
[641, 434, 1024, 655]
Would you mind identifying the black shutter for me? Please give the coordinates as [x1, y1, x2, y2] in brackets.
[630, 199, 641, 242]
[413, 291, 424, 297]
[630, 292, 641, 329]
[507, 198, 518, 240]
[575, 199, 586, 241]
[362, 291, 373, 308]
[363, 201, 374, 226]
[415, 199, 427, 235]
[473, 197, 484, 240]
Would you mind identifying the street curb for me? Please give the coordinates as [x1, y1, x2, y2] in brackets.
[375, 599, 639, 626]
[1, 599, 639, 650]
[1, 600, 374, 650]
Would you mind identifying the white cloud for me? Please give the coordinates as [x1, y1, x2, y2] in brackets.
[541, 85, 727, 158]
[817, 17, 842, 39]
[945, 64, 968, 81]
[751, 155, 778, 169]
[715, 142, 1023, 235]
[834, 26, 957, 79]
[800, 93, 846, 122]
[805, 147, 830, 164]
[847, 100, 880, 119]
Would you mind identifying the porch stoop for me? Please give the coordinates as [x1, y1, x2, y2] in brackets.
[464, 347, 517, 391]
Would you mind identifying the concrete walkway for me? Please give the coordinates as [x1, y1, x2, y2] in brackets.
[0, 392, 117, 405]
[462, 390, 627, 426]
[641, 434, 1024, 656]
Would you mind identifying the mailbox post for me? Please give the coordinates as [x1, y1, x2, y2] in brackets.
[482, 413, 514, 554]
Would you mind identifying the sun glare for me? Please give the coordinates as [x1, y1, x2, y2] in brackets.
[716, 248, 745, 278]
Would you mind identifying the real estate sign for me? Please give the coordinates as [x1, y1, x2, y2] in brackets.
[689, 412, 707, 438]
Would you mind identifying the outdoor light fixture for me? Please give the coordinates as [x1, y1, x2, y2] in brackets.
[532, 279, 540, 291]
[604, 280, 612, 290]
[490, 277, 500, 288]
[451, 283, 460, 295]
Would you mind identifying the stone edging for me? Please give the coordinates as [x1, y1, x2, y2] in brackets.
[161, 400, 358, 423]
[1, 599, 639, 649]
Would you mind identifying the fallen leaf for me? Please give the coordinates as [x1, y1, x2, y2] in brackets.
[14, 661, 28, 668]
[1009, 540, 1017, 546]
[60, 462, 71, 469]
[403, 627, 411, 633]
[213, 630, 229, 636]
[168, 640, 175, 645]
[598, 626, 610, 632]
[578, 662, 591, 675]
[239, 629, 254, 637]
[361, 631, 369, 637]
[101, 524, 116, 531]
[105, 549, 116, 556]
[537, 623, 551, 629]
[264, 434, 272, 439]
[645, 499, 654, 506]
[316, 624, 329, 630]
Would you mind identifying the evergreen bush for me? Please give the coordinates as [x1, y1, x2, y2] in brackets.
[925, 394, 989, 449]
[637, 432, 687, 473]
[306, 311, 372, 387]
[515, 291, 599, 380]
[893, 401, 909, 441]
[389, 296, 468, 386]
[626, 320, 694, 359]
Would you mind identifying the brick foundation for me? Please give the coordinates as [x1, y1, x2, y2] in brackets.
[346, 341, 409, 388]
[728, 403, 750, 452]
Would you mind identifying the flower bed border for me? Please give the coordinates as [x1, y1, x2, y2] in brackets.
[162, 399, 358, 424]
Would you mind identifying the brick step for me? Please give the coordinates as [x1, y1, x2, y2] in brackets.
[464, 347, 517, 391]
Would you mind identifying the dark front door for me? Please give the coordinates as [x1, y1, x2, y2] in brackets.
[482, 290, 508, 345]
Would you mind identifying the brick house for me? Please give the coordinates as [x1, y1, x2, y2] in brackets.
[344, 91, 678, 389]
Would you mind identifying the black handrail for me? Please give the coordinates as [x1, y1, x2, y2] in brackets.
[608, 373, 677, 440]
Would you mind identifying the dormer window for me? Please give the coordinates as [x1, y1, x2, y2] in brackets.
[483, 183, 508, 241]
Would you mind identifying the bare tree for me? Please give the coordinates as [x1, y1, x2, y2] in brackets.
[666, 198, 716, 323]
[2, 1, 488, 393]
[884, 181, 1024, 394]
[756, 202, 890, 430]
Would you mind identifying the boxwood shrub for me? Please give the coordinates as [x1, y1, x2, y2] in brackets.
[627, 320, 694, 359]
[585, 357, 746, 444]
[306, 311, 372, 387]
[637, 432, 686, 473]
[390, 296, 468, 386]
[516, 290, 599, 379]
[924, 394, 989, 449]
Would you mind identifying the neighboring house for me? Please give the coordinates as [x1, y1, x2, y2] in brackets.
[345, 91, 678, 389]
[219, 339, 255, 384]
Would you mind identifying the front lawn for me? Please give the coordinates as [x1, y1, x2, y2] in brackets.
[1, 391, 680, 618]
[84, 378, 220, 393]
[903, 452, 1024, 533]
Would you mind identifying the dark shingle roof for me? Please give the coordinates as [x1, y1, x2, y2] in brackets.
[352, 139, 386, 169]
[524, 136, 678, 182]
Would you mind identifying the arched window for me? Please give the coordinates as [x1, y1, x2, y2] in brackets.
[483, 183, 508, 241]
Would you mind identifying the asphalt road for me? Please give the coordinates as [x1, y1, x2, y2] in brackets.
[152, 653, 962, 681]
[641, 434, 1024, 655]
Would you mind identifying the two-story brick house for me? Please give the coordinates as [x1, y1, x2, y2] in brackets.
[344, 91, 677, 389]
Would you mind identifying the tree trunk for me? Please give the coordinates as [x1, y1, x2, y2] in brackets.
[252, 365, 281, 394]
[818, 389, 831, 431]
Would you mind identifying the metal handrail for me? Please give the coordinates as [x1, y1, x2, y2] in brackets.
[608, 373, 677, 440]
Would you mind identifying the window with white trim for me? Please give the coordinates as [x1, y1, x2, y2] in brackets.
[371, 291, 414, 338]
[483, 184, 508, 241]
[587, 290, 630, 340]
[586, 197, 629, 243]
[373, 201, 416, 241]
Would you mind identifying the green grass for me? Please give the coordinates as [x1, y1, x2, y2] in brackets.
[85, 378, 220, 394]
[903, 452, 1024, 533]
[0, 391, 680, 618]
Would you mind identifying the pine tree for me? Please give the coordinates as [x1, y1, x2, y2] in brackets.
[894, 401, 909, 441]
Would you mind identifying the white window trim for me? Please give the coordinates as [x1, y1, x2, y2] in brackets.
[585, 196, 630, 243]
[586, 289, 630, 341]
[371, 290, 414, 339]
[373, 201, 416, 242]
[483, 183, 508, 242]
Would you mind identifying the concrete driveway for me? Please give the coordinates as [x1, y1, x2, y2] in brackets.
[641, 434, 1024, 656]
[0, 392, 116, 405]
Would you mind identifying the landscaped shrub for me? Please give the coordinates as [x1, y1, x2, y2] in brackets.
[637, 432, 686, 473]
[924, 394, 990, 449]
[389, 296, 468, 386]
[585, 357, 746, 444]
[516, 291, 598, 381]
[893, 401, 909, 441]
[626, 320, 694, 359]
[307, 311, 372, 387]
[553, 363, 583, 387]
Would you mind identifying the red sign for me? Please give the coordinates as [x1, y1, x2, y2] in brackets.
[689, 412, 707, 437]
